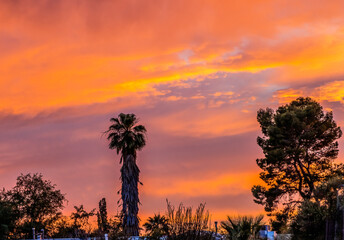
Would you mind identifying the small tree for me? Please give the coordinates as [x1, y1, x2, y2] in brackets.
[70, 205, 95, 238]
[143, 214, 169, 239]
[108, 215, 125, 239]
[97, 198, 109, 234]
[4, 173, 66, 238]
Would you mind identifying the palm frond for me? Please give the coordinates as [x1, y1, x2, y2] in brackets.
[133, 125, 147, 133]
[221, 215, 264, 240]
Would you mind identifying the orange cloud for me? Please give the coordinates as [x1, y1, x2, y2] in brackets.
[313, 81, 344, 103]
[273, 80, 344, 105]
[143, 172, 261, 197]
[1, 0, 344, 114]
[273, 88, 304, 104]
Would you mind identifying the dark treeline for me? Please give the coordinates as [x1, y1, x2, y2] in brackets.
[0, 173, 125, 239]
[0, 173, 239, 240]
[0, 173, 262, 240]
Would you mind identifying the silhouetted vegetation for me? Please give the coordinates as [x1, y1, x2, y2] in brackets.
[154, 200, 214, 240]
[105, 113, 147, 237]
[143, 213, 169, 239]
[0, 173, 126, 239]
[252, 97, 343, 232]
[107, 215, 125, 239]
[290, 174, 344, 240]
[97, 197, 109, 235]
[2, 106, 344, 239]
[0, 196, 18, 239]
[70, 205, 96, 237]
[290, 200, 326, 240]
[0, 173, 66, 239]
[221, 215, 264, 240]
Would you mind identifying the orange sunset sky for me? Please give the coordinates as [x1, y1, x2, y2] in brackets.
[1, 0, 344, 223]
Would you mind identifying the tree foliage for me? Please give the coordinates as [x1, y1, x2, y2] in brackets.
[221, 215, 264, 240]
[143, 214, 169, 239]
[70, 205, 95, 237]
[0, 194, 19, 240]
[107, 215, 125, 240]
[105, 113, 147, 236]
[291, 173, 344, 240]
[252, 97, 342, 219]
[290, 200, 326, 240]
[6, 173, 66, 223]
[97, 198, 109, 234]
[48, 214, 74, 238]
[3, 173, 66, 238]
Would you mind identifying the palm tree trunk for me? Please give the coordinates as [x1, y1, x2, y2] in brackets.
[121, 154, 140, 236]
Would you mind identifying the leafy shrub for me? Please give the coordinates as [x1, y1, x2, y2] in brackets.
[221, 215, 264, 240]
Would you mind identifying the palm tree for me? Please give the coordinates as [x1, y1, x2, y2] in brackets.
[221, 215, 264, 240]
[143, 214, 169, 239]
[105, 113, 147, 236]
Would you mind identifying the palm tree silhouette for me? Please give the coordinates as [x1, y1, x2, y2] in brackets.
[221, 215, 264, 240]
[143, 214, 169, 238]
[105, 113, 147, 236]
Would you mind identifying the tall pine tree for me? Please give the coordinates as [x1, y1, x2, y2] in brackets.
[252, 97, 342, 230]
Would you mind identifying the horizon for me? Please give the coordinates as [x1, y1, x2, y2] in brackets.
[1, 0, 344, 225]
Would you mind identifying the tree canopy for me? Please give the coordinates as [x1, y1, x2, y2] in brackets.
[5, 173, 66, 225]
[0, 196, 19, 239]
[1, 173, 66, 239]
[106, 113, 146, 159]
[290, 174, 344, 240]
[252, 97, 342, 219]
